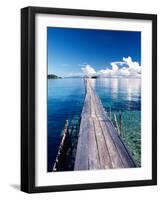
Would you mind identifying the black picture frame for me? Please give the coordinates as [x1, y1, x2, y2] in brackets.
[21, 6, 157, 193]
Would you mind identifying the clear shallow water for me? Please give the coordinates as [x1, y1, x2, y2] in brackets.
[48, 78, 141, 171]
[90, 78, 141, 166]
[48, 78, 85, 171]
[93, 78, 141, 111]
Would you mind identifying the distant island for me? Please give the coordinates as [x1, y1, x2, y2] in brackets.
[83, 75, 98, 79]
[91, 76, 98, 79]
[48, 74, 62, 79]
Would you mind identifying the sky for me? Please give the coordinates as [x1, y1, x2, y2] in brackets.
[47, 27, 141, 77]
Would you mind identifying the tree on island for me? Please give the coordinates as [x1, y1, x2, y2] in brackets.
[48, 74, 62, 79]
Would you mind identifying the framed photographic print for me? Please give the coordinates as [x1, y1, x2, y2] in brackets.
[21, 6, 157, 193]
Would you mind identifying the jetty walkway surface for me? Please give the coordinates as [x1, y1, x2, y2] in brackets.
[74, 78, 136, 170]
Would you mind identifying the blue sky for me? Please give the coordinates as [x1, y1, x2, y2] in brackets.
[47, 27, 141, 77]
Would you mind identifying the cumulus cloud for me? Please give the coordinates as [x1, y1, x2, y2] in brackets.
[81, 64, 96, 78]
[81, 56, 141, 78]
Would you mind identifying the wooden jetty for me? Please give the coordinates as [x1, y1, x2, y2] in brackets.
[74, 78, 136, 170]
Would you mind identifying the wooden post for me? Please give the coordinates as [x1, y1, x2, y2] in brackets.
[114, 113, 120, 136]
[109, 106, 111, 119]
[52, 120, 69, 171]
[119, 112, 122, 137]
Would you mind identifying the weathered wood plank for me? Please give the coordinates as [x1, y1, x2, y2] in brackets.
[74, 78, 136, 170]
[106, 121, 136, 167]
[91, 82, 135, 168]
[91, 88, 124, 168]
[81, 94, 91, 117]
[88, 118, 100, 169]
[92, 117, 112, 169]
[74, 117, 89, 170]
[98, 120, 124, 168]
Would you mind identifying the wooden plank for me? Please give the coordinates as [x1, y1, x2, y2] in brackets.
[92, 117, 112, 169]
[74, 78, 136, 170]
[89, 89, 113, 169]
[99, 120, 124, 168]
[81, 94, 91, 117]
[106, 121, 136, 167]
[91, 83, 135, 168]
[88, 118, 100, 170]
[74, 117, 89, 170]
[91, 88, 124, 168]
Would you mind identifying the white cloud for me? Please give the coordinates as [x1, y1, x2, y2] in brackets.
[81, 64, 96, 77]
[111, 62, 119, 71]
[81, 56, 141, 78]
[123, 56, 141, 74]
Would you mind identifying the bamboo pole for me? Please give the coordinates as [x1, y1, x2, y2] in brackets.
[119, 112, 122, 137]
[114, 113, 120, 136]
[53, 120, 69, 171]
[109, 106, 111, 119]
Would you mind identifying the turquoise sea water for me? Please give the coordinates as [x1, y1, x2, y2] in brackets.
[48, 78, 141, 171]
